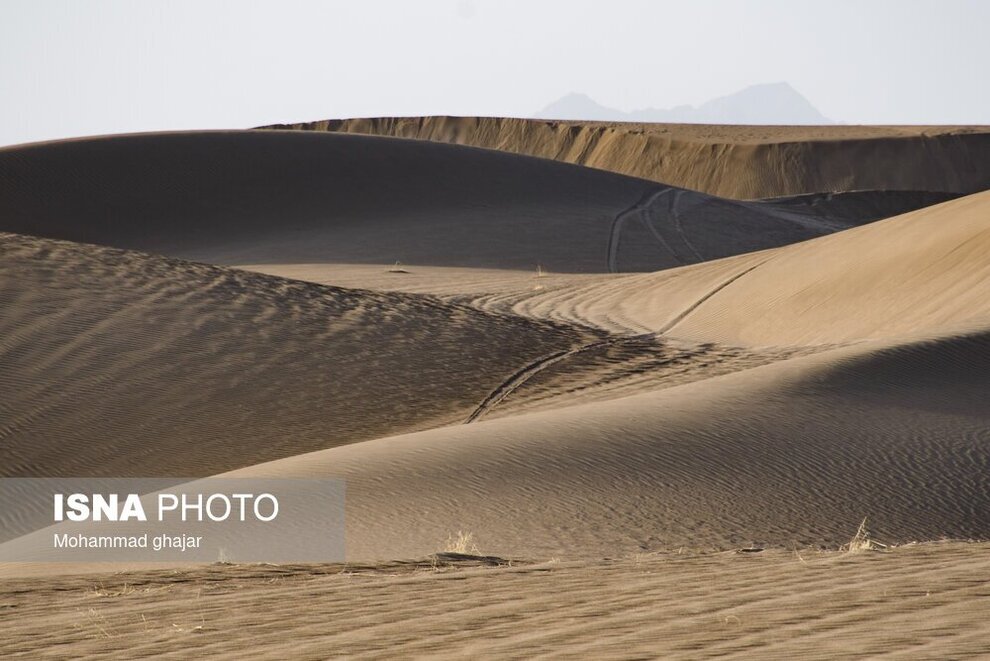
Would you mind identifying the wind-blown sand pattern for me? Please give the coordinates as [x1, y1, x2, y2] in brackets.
[0, 233, 590, 477]
[221, 330, 990, 559]
[471, 190, 990, 343]
[3, 543, 989, 659]
[2, 122, 989, 656]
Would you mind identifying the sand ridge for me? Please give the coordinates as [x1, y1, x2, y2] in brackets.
[259, 116, 990, 198]
[476, 190, 990, 345]
[0, 130, 956, 282]
[0, 232, 592, 477]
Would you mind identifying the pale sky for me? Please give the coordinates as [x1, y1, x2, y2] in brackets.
[2, 0, 989, 146]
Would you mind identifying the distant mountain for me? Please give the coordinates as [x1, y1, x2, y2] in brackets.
[536, 83, 833, 125]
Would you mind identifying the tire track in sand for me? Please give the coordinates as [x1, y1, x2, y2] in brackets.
[464, 257, 774, 423]
[464, 337, 618, 423]
[606, 188, 674, 273]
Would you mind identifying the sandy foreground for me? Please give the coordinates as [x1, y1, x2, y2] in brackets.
[1, 127, 989, 656]
[3, 543, 989, 659]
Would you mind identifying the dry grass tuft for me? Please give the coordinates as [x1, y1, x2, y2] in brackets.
[89, 582, 174, 598]
[842, 518, 889, 554]
[443, 531, 481, 555]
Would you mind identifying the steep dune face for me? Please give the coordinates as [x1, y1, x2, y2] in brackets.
[500, 190, 990, 345]
[259, 116, 990, 198]
[0, 131, 884, 278]
[0, 233, 590, 477]
[664, 190, 990, 345]
[228, 329, 990, 559]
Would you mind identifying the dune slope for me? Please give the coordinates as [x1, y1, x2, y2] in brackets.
[0, 130, 652, 273]
[225, 328, 990, 560]
[260, 116, 990, 198]
[489, 190, 990, 344]
[0, 233, 591, 477]
[0, 131, 921, 281]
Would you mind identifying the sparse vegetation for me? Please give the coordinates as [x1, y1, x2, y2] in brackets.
[90, 582, 135, 598]
[89, 582, 173, 598]
[443, 530, 480, 555]
[79, 608, 116, 640]
[842, 518, 889, 554]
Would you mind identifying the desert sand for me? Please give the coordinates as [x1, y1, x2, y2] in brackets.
[2, 130, 935, 276]
[2, 124, 989, 656]
[260, 116, 990, 199]
[0, 232, 590, 477]
[3, 543, 989, 659]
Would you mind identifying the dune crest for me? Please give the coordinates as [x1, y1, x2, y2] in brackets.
[1, 130, 921, 281]
[489, 190, 990, 345]
[259, 116, 990, 199]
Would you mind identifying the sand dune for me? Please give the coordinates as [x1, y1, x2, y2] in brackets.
[0, 233, 590, 477]
[0, 131, 945, 283]
[221, 327, 990, 560]
[4, 132, 988, 554]
[4, 543, 988, 658]
[488, 190, 990, 344]
[4, 122, 990, 657]
[757, 189, 960, 225]
[665, 190, 990, 345]
[0, 131, 652, 273]
[4, 133, 988, 550]
[259, 116, 990, 198]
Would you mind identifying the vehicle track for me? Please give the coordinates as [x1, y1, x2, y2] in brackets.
[606, 188, 674, 273]
[464, 337, 623, 423]
[657, 256, 773, 334]
[464, 256, 774, 423]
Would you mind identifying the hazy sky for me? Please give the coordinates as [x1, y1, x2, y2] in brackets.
[2, 0, 989, 146]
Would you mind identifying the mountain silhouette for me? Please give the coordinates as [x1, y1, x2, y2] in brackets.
[536, 83, 833, 124]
